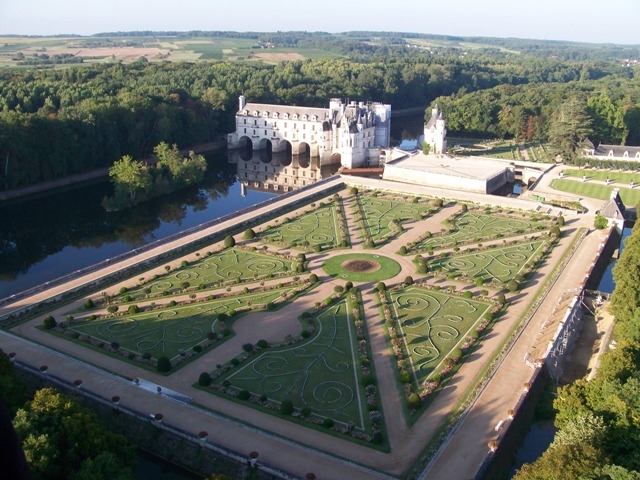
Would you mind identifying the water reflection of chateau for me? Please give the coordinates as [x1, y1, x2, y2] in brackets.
[228, 149, 340, 195]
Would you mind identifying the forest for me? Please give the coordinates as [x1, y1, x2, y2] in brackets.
[0, 32, 638, 190]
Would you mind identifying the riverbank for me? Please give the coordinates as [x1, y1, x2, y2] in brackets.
[0, 141, 226, 204]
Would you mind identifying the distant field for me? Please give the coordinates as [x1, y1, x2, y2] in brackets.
[550, 178, 640, 205]
[0, 35, 342, 67]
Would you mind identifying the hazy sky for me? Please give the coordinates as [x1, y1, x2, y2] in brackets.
[0, 0, 638, 45]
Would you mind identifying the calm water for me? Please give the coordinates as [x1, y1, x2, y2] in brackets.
[597, 226, 632, 293]
[0, 152, 275, 300]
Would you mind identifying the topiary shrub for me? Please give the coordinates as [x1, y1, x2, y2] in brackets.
[497, 293, 506, 305]
[345, 281, 353, 291]
[193, 345, 202, 353]
[157, 356, 171, 373]
[256, 339, 269, 349]
[507, 280, 519, 292]
[350, 187, 358, 195]
[399, 370, 411, 383]
[301, 330, 311, 338]
[556, 215, 565, 226]
[334, 285, 344, 293]
[128, 304, 139, 314]
[404, 276, 414, 286]
[365, 239, 376, 248]
[322, 418, 335, 429]
[198, 372, 211, 386]
[280, 399, 294, 415]
[242, 343, 254, 352]
[243, 228, 256, 240]
[451, 347, 463, 360]
[107, 305, 119, 314]
[308, 273, 318, 283]
[550, 225, 562, 238]
[361, 374, 376, 387]
[408, 392, 421, 409]
[398, 245, 407, 255]
[375, 282, 386, 292]
[43, 315, 57, 329]
[238, 390, 251, 400]
[224, 235, 236, 248]
[463, 291, 473, 299]
[84, 299, 94, 309]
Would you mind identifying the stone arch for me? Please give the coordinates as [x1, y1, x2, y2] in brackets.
[259, 138, 273, 155]
[238, 136, 253, 161]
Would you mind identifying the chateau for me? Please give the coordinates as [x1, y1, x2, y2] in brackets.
[227, 96, 391, 168]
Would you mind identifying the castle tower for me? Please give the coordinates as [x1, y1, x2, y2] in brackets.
[424, 104, 447, 155]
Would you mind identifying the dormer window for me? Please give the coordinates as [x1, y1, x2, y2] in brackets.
[293, 113, 298, 120]
[253, 111, 259, 117]
[263, 111, 269, 117]
[273, 112, 279, 119]
[283, 113, 289, 119]
[302, 114, 308, 121]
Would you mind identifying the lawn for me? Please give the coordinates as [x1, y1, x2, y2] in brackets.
[259, 201, 346, 250]
[114, 248, 296, 301]
[389, 287, 493, 384]
[550, 178, 640, 206]
[323, 253, 402, 282]
[357, 195, 434, 244]
[412, 211, 550, 252]
[71, 288, 298, 361]
[428, 240, 547, 283]
[560, 169, 640, 184]
[218, 298, 371, 430]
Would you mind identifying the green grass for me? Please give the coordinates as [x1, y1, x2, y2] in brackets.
[428, 240, 547, 283]
[115, 248, 295, 301]
[260, 202, 345, 249]
[322, 253, 401, 282]
[358, 195, 433, 243]
[70, 287, 298, 360]
[389, 286, 493, 384]
[219, 298, 371, 430]
[560, 169, 640, 184]
[550, 178, 640, 206]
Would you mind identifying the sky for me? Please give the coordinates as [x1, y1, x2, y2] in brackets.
[0, 0, 638, 45]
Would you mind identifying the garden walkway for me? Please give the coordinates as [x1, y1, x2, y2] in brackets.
[0, 175, 604, 480]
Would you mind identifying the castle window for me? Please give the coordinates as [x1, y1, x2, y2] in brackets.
[243, 128, 246, 133]
[243, 119, 247, 124]
[623, 151, 629, 158]
[303, 124, 306, 130]
[254, 119, 257, 126]
[264, 120, 267, 126]
[265, 130, 267, 135]
[608, 150, 614, 157]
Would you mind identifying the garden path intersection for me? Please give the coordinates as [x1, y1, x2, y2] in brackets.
[0, 175, 606, 480]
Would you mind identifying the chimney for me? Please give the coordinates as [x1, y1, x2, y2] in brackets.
[239, 95, 246, 110]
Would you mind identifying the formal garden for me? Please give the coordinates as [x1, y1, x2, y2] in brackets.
[203, 289, 385, 443]
[426, 239, 548, 285]
[258, 196, 349, 251]
[551, 177, 640, 205]
[381, 285, 499, 407]
[406, 208, 555, 253]
[353, 192, 436, 245]
[53, 280, 313, 369]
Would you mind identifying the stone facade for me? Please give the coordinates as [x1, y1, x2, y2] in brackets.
[423, 104, 447, 155]
[227, 96, 391, 168]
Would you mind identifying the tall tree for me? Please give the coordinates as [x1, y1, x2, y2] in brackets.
[548, 97, 593, 163]
[108, 155, 151, 202]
